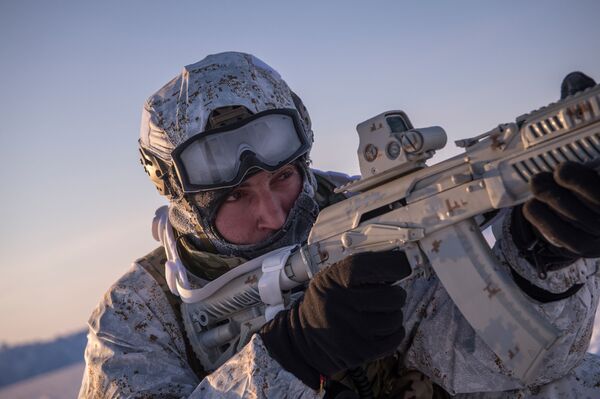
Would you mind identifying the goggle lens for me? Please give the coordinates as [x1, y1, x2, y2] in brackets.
[173, 110, 308, 192]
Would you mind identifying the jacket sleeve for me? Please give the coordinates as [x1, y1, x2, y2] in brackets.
[78, 264, 319, 399]
[493, 209, 600, 382]
[400, 210, 599, 395]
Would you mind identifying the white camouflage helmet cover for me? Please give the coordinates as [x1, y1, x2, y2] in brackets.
[139, 52, 318, 259]
[139, 52, 312, 161]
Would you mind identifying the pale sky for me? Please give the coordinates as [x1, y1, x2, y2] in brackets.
[1, 0, 599, 344]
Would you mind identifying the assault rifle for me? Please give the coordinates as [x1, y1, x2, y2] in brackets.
[153, 83, 600, 383]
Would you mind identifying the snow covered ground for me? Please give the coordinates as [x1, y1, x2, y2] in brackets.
[1, 311, 599, 399]
[0, 362, 84, 399]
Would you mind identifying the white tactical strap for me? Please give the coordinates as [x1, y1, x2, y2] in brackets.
[258, 245, 297, 321]
[152, 206, 191, 296]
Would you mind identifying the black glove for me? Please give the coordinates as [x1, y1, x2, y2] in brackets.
[512, 162, 600, 272]
[560, 71, 596, 100]
[259, 250, 411, 389]
[511, 71, 599, 275]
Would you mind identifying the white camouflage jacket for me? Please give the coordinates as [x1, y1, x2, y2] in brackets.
[79, 198, 600, 399]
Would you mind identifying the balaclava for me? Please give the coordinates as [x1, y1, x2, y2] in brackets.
[139, 52, 319, 259]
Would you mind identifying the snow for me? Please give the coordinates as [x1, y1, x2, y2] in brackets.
[0, 362, 84, 399]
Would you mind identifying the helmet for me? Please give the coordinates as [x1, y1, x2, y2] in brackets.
[139, 52, 319, 259]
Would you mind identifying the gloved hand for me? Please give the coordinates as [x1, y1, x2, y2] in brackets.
[511, 71, 599, 274]
[259, 250, 411, 389]
[512, 162, 600, 272]
[560, 71, 596, 100]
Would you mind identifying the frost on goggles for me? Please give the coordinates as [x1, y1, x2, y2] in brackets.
[173, 109, 309, 192]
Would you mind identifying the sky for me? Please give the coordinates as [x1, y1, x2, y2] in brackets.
[0, 0, 599, 344]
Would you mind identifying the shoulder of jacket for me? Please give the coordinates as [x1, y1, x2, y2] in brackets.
[132, 245, 181, 299]
[311, 169, 357, 209]
[134, 246, 167, 270]
[94, 246, 169, 305]
[312, 169, 356, 187]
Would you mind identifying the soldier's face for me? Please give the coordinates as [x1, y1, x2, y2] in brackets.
[214, 164, 302, 244]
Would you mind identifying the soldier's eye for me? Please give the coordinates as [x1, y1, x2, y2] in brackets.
[224, 191, 243, 202]
[275, 166, 296, 182]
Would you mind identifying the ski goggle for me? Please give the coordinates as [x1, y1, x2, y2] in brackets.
[172, 109, 310, 192]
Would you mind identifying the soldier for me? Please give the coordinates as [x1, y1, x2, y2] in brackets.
[79, 53, 600, 398]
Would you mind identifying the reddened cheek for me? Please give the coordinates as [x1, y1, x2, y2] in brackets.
[215, 203, 245, 241]
[274, 172, 302, 212]
[215, 211, 252, 244]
